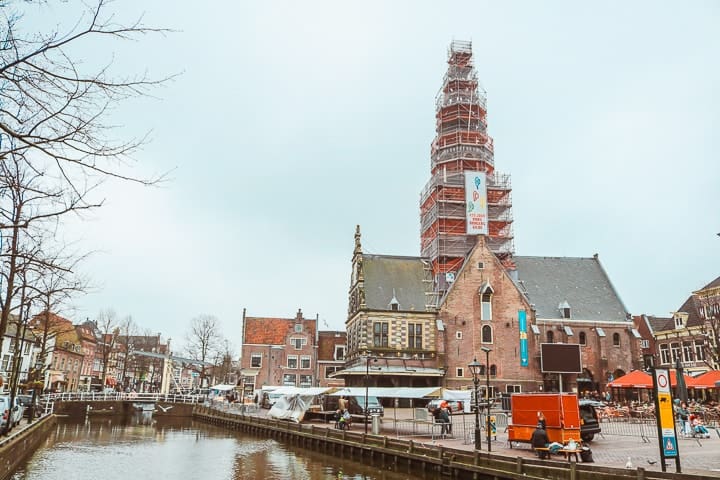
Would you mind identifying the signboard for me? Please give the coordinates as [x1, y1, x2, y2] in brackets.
[653, 369, 679, 458]
[540, 343, 582, 373]
[465, 171, 488, 235]
[518, 310, 529, 367]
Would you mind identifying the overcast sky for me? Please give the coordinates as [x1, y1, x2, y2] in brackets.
[35, 1, 719, 355]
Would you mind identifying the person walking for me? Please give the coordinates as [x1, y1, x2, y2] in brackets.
[439, 404, 451, 437]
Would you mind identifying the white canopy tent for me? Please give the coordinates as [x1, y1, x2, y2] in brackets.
[326, 387, 442, 399]
[266, 387, 338, 423]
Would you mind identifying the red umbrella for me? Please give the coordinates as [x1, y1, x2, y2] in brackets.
[606, 370, 653, 389]
[689, 370, 720, 389]
[669, 370, 696, 388]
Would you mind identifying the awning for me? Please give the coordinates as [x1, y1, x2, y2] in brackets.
[333, 365, 445, 377]
[105, 377, 117, 386]
[210, 384, 238, 392]
[50, 373, 65, 383]
[267, 386, 338, 396]
[326, 387, 442, 399]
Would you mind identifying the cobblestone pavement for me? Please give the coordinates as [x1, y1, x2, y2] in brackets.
[217, 405, 720, 477]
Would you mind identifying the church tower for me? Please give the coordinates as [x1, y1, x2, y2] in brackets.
[419, 40, 515, 298]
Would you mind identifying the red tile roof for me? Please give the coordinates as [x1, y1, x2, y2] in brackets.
[244, 316, 316, 345]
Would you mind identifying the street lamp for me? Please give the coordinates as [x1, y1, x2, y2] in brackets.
[468, 358, 483, 450]
[481, 346, 492, 452]
[364, 355, 378, 434]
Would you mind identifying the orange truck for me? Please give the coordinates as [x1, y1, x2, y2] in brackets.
[507, 393, 582, 445]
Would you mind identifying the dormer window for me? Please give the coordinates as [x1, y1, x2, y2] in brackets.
[388, 289, 400, 311]
[559, 300, 571, 319]
[674, 316, 684, 329]
[479, 282, 494, 321]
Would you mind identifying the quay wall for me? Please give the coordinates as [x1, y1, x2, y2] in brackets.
[0, 415, 56, 480]
[192, 406, 703, 480]
[53, 400, 195, 418]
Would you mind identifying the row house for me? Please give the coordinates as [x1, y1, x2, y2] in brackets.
[317, 331, 347, 388]
[76, 323, 99, 391]
[639, 275, 720, 377]
[240, 308, 319, 398]
[0, 320, 41, 392]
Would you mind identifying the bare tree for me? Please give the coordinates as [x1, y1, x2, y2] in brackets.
[184, 315, 223, 388]
[95, 308, 119, 387]
[0, 152, 97, 352]
[0, 0, 170, 347]
[116, 315, 137, 388]
[0, 0, 171, 185]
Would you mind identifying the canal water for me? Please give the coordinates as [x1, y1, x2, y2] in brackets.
[12, 415, 420, 480]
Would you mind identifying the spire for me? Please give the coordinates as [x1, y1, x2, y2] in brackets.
[354, 224, 362, 256]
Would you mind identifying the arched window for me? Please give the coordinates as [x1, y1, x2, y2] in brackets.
[579, 331, 586, 345]
[482, 325, 493, 344]
[613, 332, 621, 346]
[546, 330, 554, 344]
[479, 282, 494, 321]
[490, 364, 497, 377]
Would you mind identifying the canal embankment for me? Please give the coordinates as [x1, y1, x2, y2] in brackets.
[192, 405, 711, 480]
[0, 415, 56, 480]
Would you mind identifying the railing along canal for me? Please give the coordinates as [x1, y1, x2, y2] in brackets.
[41, 392, 205, 404]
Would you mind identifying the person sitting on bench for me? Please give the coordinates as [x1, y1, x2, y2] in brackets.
[531, 423, 550, 458]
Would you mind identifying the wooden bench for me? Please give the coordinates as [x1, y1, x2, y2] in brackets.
[534, 447, 582, 462]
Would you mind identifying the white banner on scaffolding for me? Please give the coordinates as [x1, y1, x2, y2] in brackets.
[465, 171, 488, 235]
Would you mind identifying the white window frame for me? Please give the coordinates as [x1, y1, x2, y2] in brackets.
[250, 354, 262, 368]
[334, 345, 346, 361]
[300, 356, 311, 369]
[287, 355, 298, 369]
[660, 344, 671, 364]
[456, 367, 464, 377]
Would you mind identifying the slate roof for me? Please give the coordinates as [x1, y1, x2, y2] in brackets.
[644, 315, 674, 333]
[512, 255, 629, 322]
[698, 275, 720, 291]
[362, 254, 430, 312]
[676, 295, 704, 328]
[243, 316, 316, 345]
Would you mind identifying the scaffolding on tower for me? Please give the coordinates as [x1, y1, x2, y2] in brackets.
[419, 40, 515, 300]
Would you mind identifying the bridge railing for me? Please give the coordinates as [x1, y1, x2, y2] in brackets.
[41, 392, 205, 404]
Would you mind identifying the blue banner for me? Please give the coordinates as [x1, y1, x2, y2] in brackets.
[519, 310, 528, 367]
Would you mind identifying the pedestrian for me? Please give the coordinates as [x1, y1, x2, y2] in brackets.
[537, 411, 547, 430]
[439, 405, 451, 437]
[677, 402, 690, 436]
[338, 396, 347, 412]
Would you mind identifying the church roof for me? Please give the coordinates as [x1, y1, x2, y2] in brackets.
[362, 254, 431, 312]
[513, 255, 629, 322]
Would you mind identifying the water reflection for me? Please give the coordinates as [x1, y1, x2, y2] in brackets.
[12, 414, 422, 480]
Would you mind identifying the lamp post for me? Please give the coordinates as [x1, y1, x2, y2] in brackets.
[468, 358, 482, 450]
[364, 355, 377, 434]
[481, 346, 493, 452]
[363, 355, 377, 435]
